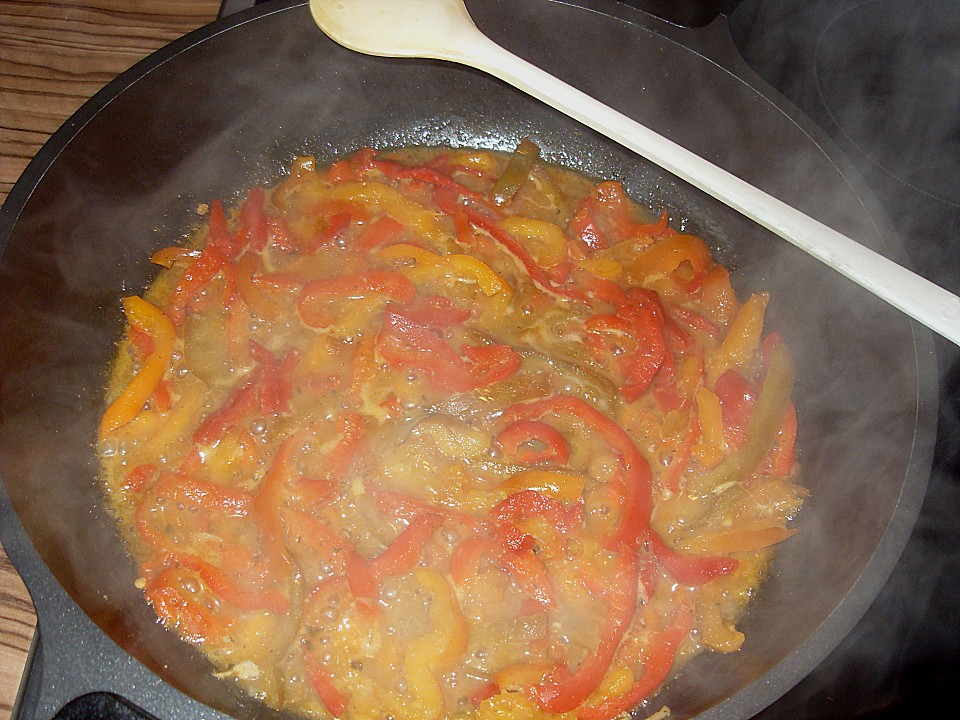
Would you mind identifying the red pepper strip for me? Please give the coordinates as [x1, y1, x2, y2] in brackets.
[714, 369, 757, 453]
[569, 202, 605, 251]
[249, 341, 300, 415]
[629, 288, 691, 351]
[461, 344, 524, 385]
[134, 471, 253, 553]
[450, 536, 501, 585]
[377, 306, 522, 393]
[145, 567, 226, 644]
[122, 463, 157, 493]
[578, 605, 694, 720]
[765, 402, 798, 476]
[391, 295, 472, 328]
[661, 425, 698, 494]
[235, 187, 269, 252]
[489, 490, 582, 609]
[151, 470, 253, 516]
[236, 252, 284, 321]
[133, 474, 286, 612]
[617, 295, 668, 402]
[254, 432, 308, 571]
[370, 513, 444, 579]
[647, 531, 738, 585]
[495, 420, 571, 466]
[569, 182, 651, 251]
[166, 201, 241, 326]
[175, 553, 289, 613]
[355, 215, 405, 251]
[463, 206, 586, 302]
[370, 487, 491, 535]
[500, 548, 557, 608]
[370, 158, 492, 208]
[283, 507, 378, 609]
[129, 326, 154, 357]
[303, 639, 351, 717]
[499, 396, 651, 550]
[306, 210, 352, 253]
[193, 371, 261, 446]
[266, 215, 299, 253]
[153, 380, 172, 412]
[309, 411, 366, 485]
[579, 278, 668, 401]
[297, 271, 416, 327]
[470, 681, 500, 707]
[530, 547, 640, 712]
[670, 305, 721, 339]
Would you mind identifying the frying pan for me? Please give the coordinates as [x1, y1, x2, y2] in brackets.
[0, 0, 938, 718]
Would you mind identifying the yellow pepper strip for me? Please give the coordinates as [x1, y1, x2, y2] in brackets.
[626, 234, 714, 281]
[693, 387, 725, 468]
[700, 264, 739, 325]
[493, 660, 555, 693]
[309, 182, 446, 242]
[500, 470, 586, 504]
[376, 243, 512, 298]
[99, 297, 175, 441]
[689, 343, 794, 494]
[578, 257, 623, 280]
[445, 149, 498, 173]
[150, 246, 200, 268]
[679, 525, 797, 555]
[502, 216, 568, 267]
[445, 254, 512, 297]
[708, 292, 769, 378]
[403, 568, 469, 719]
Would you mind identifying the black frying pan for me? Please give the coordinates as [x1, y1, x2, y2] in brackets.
[0, 1, 938, 718]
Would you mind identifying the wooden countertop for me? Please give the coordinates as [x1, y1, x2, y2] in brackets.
[0, 2, 221, 717]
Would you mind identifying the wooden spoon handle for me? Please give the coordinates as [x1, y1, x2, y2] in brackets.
[453, 30, 960, 345]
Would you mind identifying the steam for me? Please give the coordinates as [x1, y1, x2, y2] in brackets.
[728, 0, 960, 716]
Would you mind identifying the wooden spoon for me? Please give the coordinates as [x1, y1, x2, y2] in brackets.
[310, 0, 960, 346]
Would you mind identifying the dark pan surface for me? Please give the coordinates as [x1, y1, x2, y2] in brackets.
[0, 1, 937, 718]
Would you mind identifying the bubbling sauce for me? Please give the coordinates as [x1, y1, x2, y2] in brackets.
[99, 142, 806, 720]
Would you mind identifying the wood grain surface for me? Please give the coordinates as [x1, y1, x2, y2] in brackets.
[0, 2, 221, 717]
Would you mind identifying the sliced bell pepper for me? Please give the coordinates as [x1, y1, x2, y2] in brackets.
[647, 531, 738, 585]
[498, 396, 651, 550]
[403, 568, 470, 719]
[529, 547, 639, 712]
[166, 200, 240, 326]
[495, 420, 571, 467]
[578, 605, 694, 720]
[99, 296, 175, 440]
[488, 138, 540, 206]
[297, 270, 416, 328]
[303, 639, 351, 717]
[144, 567, 226, 645]
[376, 306, 521, 393]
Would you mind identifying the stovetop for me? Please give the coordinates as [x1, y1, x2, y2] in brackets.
[31, 1, 960, 718]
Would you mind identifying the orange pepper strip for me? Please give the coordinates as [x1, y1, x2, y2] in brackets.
[144, 567, 226, 645]
[235, 252, 285, 321]
[99, 296, 175, 441]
